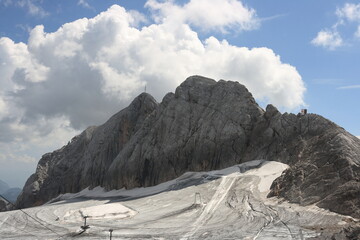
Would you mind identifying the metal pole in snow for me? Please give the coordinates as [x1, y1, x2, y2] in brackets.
[80, 215, 90, 232]
[84, 216, 88, 226]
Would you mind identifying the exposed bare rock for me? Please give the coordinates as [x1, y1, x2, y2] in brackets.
[104, 76, 264, 189]
[310, 224, 360, 240]
[0, 197, 11, 212]
[16, 75, 360, 220]
[16, 93, 158, 208]
[0, 198, 6, 211]
[266, 115, 360, 218]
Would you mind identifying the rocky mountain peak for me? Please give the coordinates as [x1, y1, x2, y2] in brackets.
[15, 76, 360, 219]
[128, 92, 158, 114]
[174, 75, 216, 102]
[175, 76, 257, 108]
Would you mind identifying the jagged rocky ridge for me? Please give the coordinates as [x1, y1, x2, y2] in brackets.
[16, 76, 360, 219]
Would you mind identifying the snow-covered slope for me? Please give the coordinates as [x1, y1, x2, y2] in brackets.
[0, 160, 358, 239]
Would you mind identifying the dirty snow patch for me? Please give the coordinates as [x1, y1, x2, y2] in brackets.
[243, 161, 289, 192]
[62, 202, 137, 222]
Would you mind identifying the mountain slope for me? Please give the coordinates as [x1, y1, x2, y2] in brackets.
[16, 93, 158, 208]
[2, 161, 359, 239]
[104, 76, 264, 189]
[16, 76, 360, 219]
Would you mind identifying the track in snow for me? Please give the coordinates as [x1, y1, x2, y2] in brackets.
[0, 161, 353, 239]
[181, 174, 237, 239]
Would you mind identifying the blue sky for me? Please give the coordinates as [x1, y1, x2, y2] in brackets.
[0, 0, 359, 188]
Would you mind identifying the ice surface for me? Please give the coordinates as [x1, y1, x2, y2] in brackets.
[51, 160, 271, 202]
[0, 160, 355, 239]
[61, 202, 137, 222]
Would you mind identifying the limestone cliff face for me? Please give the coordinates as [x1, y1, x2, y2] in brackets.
[16, 93, 158, 208]
[104, 76, 264, 190]
[16, 76, 360, 219]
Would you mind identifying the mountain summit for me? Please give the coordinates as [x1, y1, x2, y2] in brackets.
[16, 76, 360, 219]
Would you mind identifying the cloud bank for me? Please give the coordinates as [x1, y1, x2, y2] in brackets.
[0, 1, 306, 186]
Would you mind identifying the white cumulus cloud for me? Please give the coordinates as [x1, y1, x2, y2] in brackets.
[145, 0, 259, 33]
[311, 29, 343, 50]
[0, 3, 306, 132]
[0, 4, 304, 129]
[313, 3, 360, 48]
[0, 2, 306, 186]
[336, 3, 360, 22]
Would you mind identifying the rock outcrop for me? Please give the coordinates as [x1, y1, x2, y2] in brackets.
[16, 76, 360, 219]
[255, 106, 360, 218]
[0, 197, 10, 212]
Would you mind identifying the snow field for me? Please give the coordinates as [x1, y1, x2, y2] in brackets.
[0, 160, 352, 239]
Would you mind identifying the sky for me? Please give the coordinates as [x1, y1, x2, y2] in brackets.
[0, 0, 359, 188]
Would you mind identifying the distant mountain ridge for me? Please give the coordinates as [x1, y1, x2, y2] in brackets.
[0, 179, 9, 194]
[0, 179, 15, 211]
[16, 76, 360, 219]
[2, 188, 21, 203]
[0, 179, 22, 210]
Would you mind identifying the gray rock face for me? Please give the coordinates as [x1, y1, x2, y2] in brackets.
[265, 114, 360, 218]
[16, 76, 360, 219]
[16, 93, 158, 208]
[0, 197, 10, 212]
[104, 76, 264, 189]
